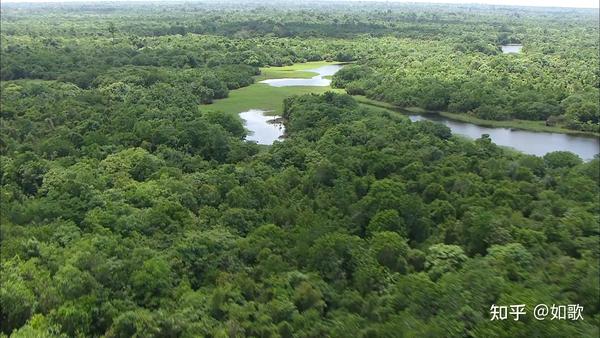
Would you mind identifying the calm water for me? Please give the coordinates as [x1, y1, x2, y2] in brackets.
[501, 44, 523, 54]
[240, 109, 285, 144]
[409, 114, 599, 160]
[259, 64, 344, 87]
[249, 63, 599, 158]
[241, 64, 344, 144]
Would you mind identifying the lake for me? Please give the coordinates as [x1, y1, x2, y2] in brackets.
[408, 114, 599, 160]
[501, 44, 523, 54]
[240, 109, 285, 145]
[259, 64, 344, 87]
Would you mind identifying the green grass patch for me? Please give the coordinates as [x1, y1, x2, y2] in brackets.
[255, 61, 339, 81]
[204, 83, 344, 115]
[353, 95, 396, 109]
[255, 70, 317, 81]
[203, 61, 345, 115]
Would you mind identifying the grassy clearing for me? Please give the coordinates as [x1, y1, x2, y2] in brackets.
[255, 61, 338, 80]
[357, 103, 411, 123]
[204, 83, 344, 115]
[254, 70, 317, 81]
[203, 61, 344, 115]
[353, 96, 396, 109]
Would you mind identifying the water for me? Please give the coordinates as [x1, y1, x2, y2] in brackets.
[259, 64, 344, 87]
[240, 64, 345, 145]
[239, 109, 285, 145]
[501, 44, 523, 54]
[408, 114, 599, 160]
[250, 63, 599, 158]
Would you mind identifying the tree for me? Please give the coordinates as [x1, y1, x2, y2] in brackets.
[0, 278, 36, 333]
[108, 22, 117, 40]
[293, 281, 325, 313]
[425, 244, 467, 281]
[543, 151, 582, 169]
[131, 257, 173, 306]
[366, 209, 406, 237]
[369, 231, 409, 272]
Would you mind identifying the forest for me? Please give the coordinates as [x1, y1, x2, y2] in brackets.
[1, 1, 599, 337]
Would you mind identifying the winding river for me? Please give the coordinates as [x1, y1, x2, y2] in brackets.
[409, 114, 599, 160]
[241, 63, 599, 160]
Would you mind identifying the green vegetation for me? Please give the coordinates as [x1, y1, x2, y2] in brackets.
[355, 96, 600, 136]
[255, 61, 336, 80]
[1, 1, 598, 337]
[437, 111, 599, 136]
[205, 61, 344, 115]
[330, 17, 599, 133]
[206, 83, 341, 115]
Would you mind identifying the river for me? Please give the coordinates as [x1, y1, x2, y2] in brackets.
[241, 63, 599, 160]
[408, 114, 599, 160]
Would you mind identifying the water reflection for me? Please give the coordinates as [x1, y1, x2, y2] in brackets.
[260, 64, 344, 87]
[408, 114, 599, 160]
[240, 109, 285, 145]
[501, 44, 523, 53]
[248, 62, 599, 159]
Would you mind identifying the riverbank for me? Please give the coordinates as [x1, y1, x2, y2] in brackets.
[353, 96, 600, 138]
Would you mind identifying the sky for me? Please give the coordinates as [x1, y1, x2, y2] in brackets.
[1, 0, 598, 8]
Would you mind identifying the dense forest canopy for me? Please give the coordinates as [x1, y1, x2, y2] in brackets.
[1, 1, 599, 337]
[2, 1, 598, 132]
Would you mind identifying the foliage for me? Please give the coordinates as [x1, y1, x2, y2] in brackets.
[1, 1, 599, 337]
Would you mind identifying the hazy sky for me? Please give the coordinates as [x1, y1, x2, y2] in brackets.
[1, 0, 598, 8]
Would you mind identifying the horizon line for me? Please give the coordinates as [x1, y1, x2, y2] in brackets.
[0, 0, 598, 10]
